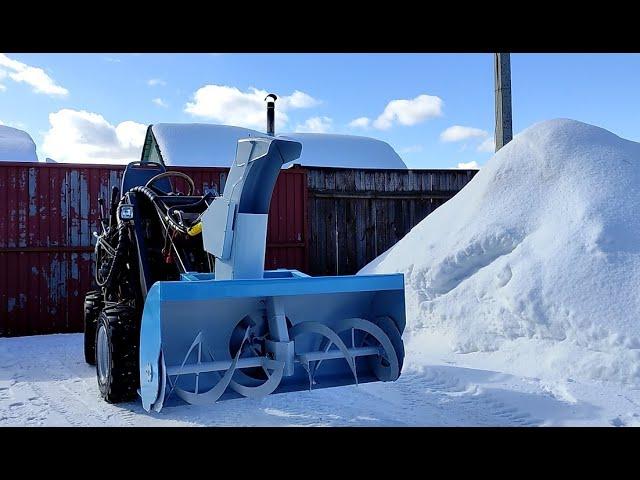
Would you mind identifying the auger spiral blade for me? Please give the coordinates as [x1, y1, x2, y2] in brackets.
[290, 317, 404, 391]
[163, 325, 286, 407]
[138, 271, 406, 412]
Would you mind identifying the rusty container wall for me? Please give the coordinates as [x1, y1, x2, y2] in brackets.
[0, 163, 307, 337]
[264, 167, 308, 272]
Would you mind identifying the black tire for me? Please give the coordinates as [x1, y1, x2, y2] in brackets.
[95, 306, 140, 403]
[83, 290, 104, 365]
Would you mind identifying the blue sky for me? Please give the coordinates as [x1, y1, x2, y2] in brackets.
[1, 53, 639, 168]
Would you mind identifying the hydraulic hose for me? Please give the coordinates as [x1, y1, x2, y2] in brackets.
[94, 186, 163, 289]
[95, 219, 129, 287]
[129, 185, 202, 235]
[94, 180, 203, 288]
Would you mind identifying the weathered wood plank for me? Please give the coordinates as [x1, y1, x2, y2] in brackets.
[306, 167, 477, 275]
[336, 198, 347, 275]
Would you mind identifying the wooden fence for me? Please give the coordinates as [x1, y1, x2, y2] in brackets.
[306, 167, 477, 276]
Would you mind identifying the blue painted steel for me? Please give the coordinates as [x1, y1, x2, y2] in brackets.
[201, 137, 303, 280]
[139, 284, 162, 411]
[137, 134, 406, 412]
[168, 270, 403, 300]
[139, 270, 406, 411]
[180, 269, 311, 282]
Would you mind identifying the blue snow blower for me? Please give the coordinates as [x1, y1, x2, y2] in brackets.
[83, 95, 405, 412]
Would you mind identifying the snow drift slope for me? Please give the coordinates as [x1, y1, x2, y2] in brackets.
[361, 119, 640, 386]
[0, 125, 38, 162]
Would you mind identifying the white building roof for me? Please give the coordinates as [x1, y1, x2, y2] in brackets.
[150, 123, 407, 169]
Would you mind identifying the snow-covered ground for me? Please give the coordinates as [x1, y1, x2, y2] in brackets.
[2, 333, 638, 426]
[2, 118, 639, 426]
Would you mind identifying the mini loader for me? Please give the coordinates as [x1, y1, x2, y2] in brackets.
[83, 96, 406, 412]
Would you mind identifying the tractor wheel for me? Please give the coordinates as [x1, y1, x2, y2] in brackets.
[95, 306, 140, 403]
[83, 290, 104, 365]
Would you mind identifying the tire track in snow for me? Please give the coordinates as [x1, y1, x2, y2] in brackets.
[1, 338, 140, 426]
[360, 367, 542, 426]
[2, 334, 548, 426]
[42, 358, 139, 427]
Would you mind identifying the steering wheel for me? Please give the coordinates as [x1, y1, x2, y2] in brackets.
[145, 171, 196, 196]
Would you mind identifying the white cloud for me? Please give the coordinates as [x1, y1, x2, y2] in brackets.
[399, 145, 423, 154]
[348, 117, 370, 128]
[457, 161, 480, 169]
[184, 85, 320, 130]
[0, 53, 68, 97]
[115, 120, 147, 149]
[372, 94, 443, 130]
[152, 97, 168, 108]
[440, 125, 488, 142]
[440, 125, 495, 153]
[295, 116, 333, 133]
[104, 57, 121, 63]
[147, 78, 166, 86]
[283, 90, 320, 109]
[477, 136, 495, 152]
[0, 69, 6, 91]
[42, 109, 147, 164]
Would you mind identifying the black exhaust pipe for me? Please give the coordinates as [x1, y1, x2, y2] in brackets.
[265, 93, 277, 136]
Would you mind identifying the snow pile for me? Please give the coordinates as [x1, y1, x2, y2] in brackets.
[152, 124, 406, 169]
[0, 125, 38, 162]
[361, 119, 640, 386]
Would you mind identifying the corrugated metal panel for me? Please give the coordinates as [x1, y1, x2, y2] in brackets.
[265, 168, 308, 271]
[0, 163, 307, 337]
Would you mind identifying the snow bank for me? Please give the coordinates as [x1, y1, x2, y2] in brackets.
[152, 124, 406, 169]
[361, 119, 640, 386]
[0, 125, 38, 162]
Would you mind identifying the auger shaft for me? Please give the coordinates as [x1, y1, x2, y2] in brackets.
[296, 346, 382, 363]
[166, 345, 384, 377]
[167, 357, 265, 376]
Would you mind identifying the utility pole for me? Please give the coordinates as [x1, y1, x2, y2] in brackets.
[494, 53, 513, 151]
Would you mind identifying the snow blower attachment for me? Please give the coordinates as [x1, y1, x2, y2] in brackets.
[85, 97, 406, 412]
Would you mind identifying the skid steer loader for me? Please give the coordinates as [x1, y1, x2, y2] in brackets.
[83, 95, 406, 412]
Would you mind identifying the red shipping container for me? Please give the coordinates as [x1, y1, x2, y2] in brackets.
[0, 162, 307, 337]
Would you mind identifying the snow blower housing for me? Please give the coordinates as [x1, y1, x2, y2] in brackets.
[84, 96, 406, 412]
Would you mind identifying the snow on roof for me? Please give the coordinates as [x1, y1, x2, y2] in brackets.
[278, 133, 407, 169]
[151, 123, 407, 169]
[151, 124, 264, 168]
[360, 119, 640, 387]
[0, 125, 38, 162]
